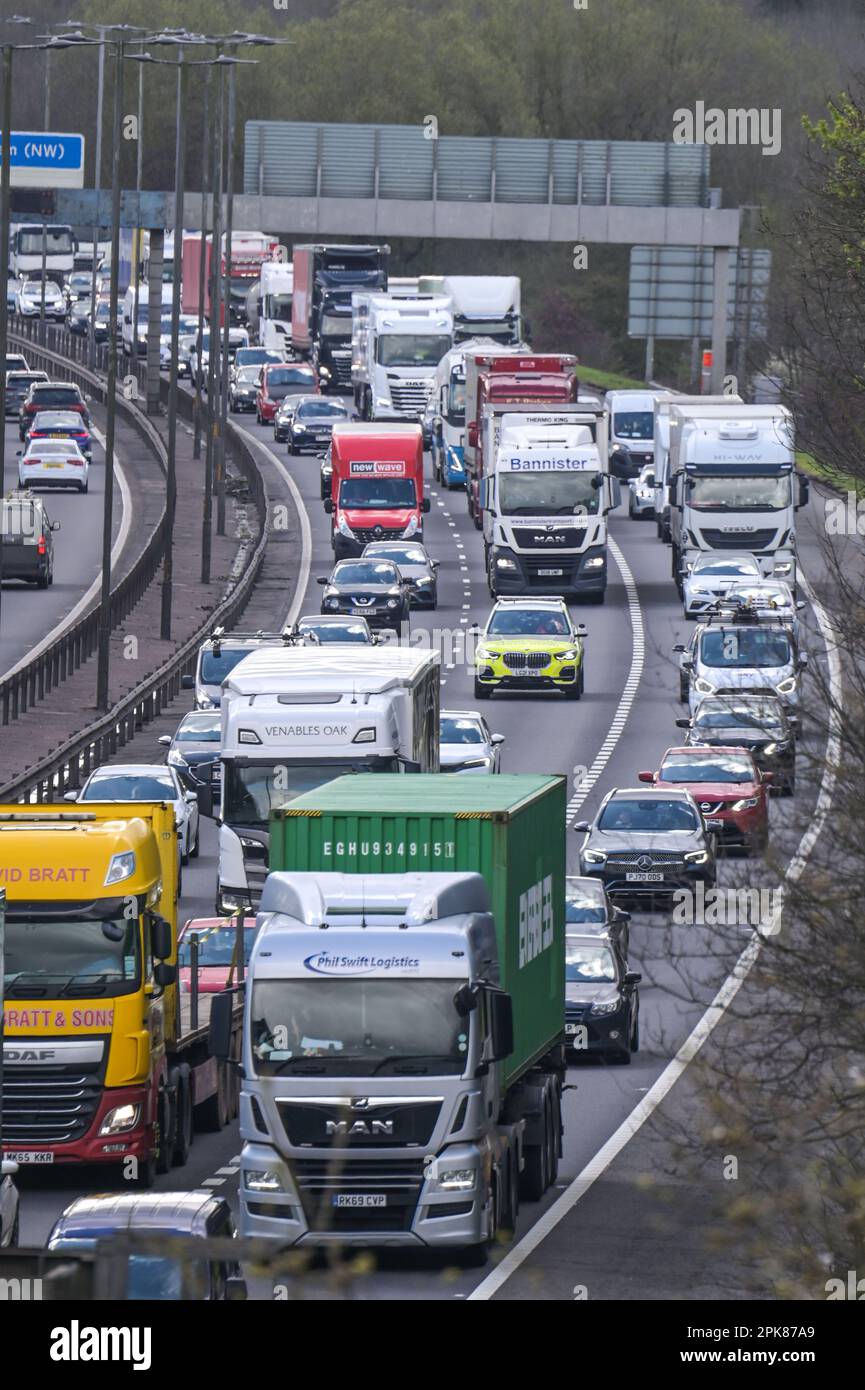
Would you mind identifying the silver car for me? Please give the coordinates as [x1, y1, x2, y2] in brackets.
[440, 709, 505, 773]
[68, 763, 200, 863]
[681, 552, 763, 619]
[628, 464, 656, 519]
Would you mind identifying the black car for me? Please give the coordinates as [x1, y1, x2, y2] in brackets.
[676, 693, 797, 796]
[20, 381, 90, 440]
[4, 370, 48, 417]
[229, 364, 261, 413]
[293, 614, 376, 644]
[574, 785, 716, 905]
[25, 409, 93, 459]
[565, 875, 631, 958]
[287, 396, 349, 454]
[361, 540, 439, 609]
[320, 445, 333, 500]
[47, 1192, 246, 1301]
[273, 396, 297, 443]
[318, 558, 411, 633]
[565, 933, 641, 1064]
[0, 493, 59, 587]
[67, 300, 91, 335]
[158, 711, 222, 793]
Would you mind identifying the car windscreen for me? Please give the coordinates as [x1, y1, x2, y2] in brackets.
[31, 388, 80, 405]
[699, 628, 792, 669]
[440, 717, 484, 744]
[31, 412, 82, 429]
[332, 561, 399, 585]
[297, 622, 370, 643]
[613, 411, 653, 440]
[338, 478, 416, 509]
[694, 700, 786, 732]
[175, 717, 221, 743]
[200, 646, 258, 685]
[365, 545, 427, 566]
[565, 941, 617, 983]
[692, 556, 761, 577]
[659, 753, 755, 783]
[82, 774, 175, 801]
[26, 440, 80, 455]
[179, 924, 257, 967]
[486, 610, 569, 636]
[565, 880, 608, 923]
[266, 368, 315, 387]
[597, 798, 698, 831]
[296, 400, 348, 419]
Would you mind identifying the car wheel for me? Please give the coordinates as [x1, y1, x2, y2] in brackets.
[564, 676, 581, 700]
[783, 772, 796, 797]
[473, 677, 491, 700]
[36, 572, 49, 590]
[80, 480, 88, 494]
[289, 441, 297, 455]
[631, 1007, 639, 1053]
[190, 822, 200, 858]
[679, 676, 689, 704]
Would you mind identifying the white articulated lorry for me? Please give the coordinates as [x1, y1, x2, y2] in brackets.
[251, 261, 294, 351]
[352, 294, 453, 421]
[653, 394, 742, 542]
[213, 645, 441, 914]
[479, 404, 617, 600]
[437, 276, 523, 345]
[667, 403, 808, 594]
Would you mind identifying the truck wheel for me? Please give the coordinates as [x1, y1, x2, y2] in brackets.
[156, 1089, 173, 1174]
[520, 1135, 546, 1202]
[172, 1069, 193, 1167]
[134, 1153, 157, 1190]
[457, 1179, 496, 1268]
[196, 1062, 229, 1133]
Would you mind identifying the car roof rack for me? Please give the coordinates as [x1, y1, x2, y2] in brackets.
[206, 627, 297, 656]
[700, 594, 794, 626]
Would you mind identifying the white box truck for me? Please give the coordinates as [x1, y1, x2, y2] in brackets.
[214, 645, 441, 914]
[351, 294, 453, 420]
[653, 394, 742, 542]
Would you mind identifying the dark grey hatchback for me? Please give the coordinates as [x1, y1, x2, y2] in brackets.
[0, 493, 59, 587]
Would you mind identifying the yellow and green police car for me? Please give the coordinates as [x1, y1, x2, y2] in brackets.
[473, 597, 587, 700]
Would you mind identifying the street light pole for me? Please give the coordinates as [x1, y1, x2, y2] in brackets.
[95, 37, 125, 712]
[88, 31, 106, 369]
[0, 44, 14, 633]
[161, 50, 187, 641]
[131, 43, 145, 369]
[192, 65, 211, 462]
[201, 60, 224, 586]
[216, 57, 236, 537]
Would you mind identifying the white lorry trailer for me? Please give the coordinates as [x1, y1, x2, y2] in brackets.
[653, 394, 742, 542]
[214, 645, 441, 914]
[351, 294, 453, 421]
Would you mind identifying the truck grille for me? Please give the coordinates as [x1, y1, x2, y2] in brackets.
[502, 651, 551, 670]
[699, 528, 776, 551]
[277, 1099, 441, 1148]
[512, 527, 586, 549]
[387, 382, 430, 417]
[290, 1156, 426, 1232]
[350, 526, 406, 544]
[327, 354, 352, 388]
[2, 1060, 104, 1144]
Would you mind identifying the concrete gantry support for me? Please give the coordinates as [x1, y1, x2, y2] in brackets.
[710, 246, 731, 394]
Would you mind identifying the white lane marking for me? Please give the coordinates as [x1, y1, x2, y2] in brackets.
[230, 1154, 241, 1164]
[231, 420, 312, 629]
[0, 424, 131, 682]
[216, 1165, 238, 1176]
[469, 567, 843, 1301]
[202, 1177, 227, 1188]
[566, 537, 644, 822]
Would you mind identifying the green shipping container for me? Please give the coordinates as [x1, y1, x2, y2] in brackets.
[270, 774, 566, 1090]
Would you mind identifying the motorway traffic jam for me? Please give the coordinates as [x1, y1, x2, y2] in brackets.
[0, 228, 831, 1306]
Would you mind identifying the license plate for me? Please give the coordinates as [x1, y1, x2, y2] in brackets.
[705, 818, 724, 827]
[352, 607, 374, 616]
[49, 433, 67, 438]
[44, 462, 64, 469]
[564, 1022, 580, 1034]
[511, 667, 534, 676]
[625, 872, 664, 882]
[332, 1193, 386, 1208]
[538, 568, 563, 576]
[7, 1150, 54, 1164]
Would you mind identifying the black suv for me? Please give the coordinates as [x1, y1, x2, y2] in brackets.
[574, 785, 717, 904]
[5, 370, 48, 417]
[19, 381, 90, 439]
[0, 492, 59, 587]
[676, 693, 797, 796]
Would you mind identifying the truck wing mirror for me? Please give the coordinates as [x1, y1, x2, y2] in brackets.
[467, 421, 478, 449]
[422, 498, 431, 513]
[154, 962, 176, 988]
[150, 914, 173, 962]
[324, 498, 334, 514]
[209, 990, 235, 1061]
[181, 673, 194, 689]
[674, 717, 691, 729]
[607, 477, 622, 511]
[454, 983, 478, 1017]
[797, 474, 810, 508]
[623, 971, 642, 989]
[637, 771, 654, 783]
[488, 989, 514, 1062]
[197, 781, 215, 820]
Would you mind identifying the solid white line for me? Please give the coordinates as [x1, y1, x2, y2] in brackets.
[0, 424, 131, 682]
[232, 421, 312, 629]
[469, 565, 843, 1301]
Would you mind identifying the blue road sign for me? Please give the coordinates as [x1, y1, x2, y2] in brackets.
[0, 131, 85, 189]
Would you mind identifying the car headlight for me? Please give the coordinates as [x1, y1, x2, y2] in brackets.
[415, 574, 433, 587]
[776, 677, 797, 695]
[457, 757, 490, 770]
[435, 1168, 477, 1192]
[239, 836, 260, 850]
[583, 849, 607, 864]
[99, 1103, 141, 1135]
[731, 797, 760, 811]
[559, 648, 578, 661]
[685, 850, 709, 864]
[387, 598, 399, 609]
[244, 1169, 283, 1193]
[584, 556, 604, 570]
[694, 678, 715, 695]
[166, 749, 185, 767]
[327, 596, 341, 609]
[761, 742, 779, 756]
[496, 556, 517, 570]
[337, 515, 354, 538]
[773, 561, 793, 575]
[590, 996, 621, 1017]
[104, 850, 136, 886]
[403, 515, 419, 537]
[475, 647, 495, 662]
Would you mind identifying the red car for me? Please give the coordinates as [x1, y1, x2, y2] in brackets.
[638, 745, 770, 853]
[255, 362, 317, 424]
[178, 917, 259, 994]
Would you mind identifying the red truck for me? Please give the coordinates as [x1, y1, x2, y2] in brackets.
[325, 422, 428, 558]
[181, 231, 280, 325]
[463, 352, 579, 527]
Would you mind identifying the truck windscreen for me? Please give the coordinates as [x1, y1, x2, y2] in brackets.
[224, 759, 400, 830]
[613, 411, 653, 440]
[339, 478, 416, 509]
[250, 978, 468, 1075]
[687, 474, 791, 511]
[4, 916, 141, 997]
[447, 379, 466, 424]
[377, 334, 452, 367]
[498, 472, 600, 516]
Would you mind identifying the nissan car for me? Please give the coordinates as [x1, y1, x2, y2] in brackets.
[317, 558, 411, 633]
[639, 745, 770, 854]
[675, 694, 797, 796]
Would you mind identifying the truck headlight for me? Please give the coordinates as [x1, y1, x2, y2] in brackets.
[694, 678, 715, 695]
[435, 1168, 477, 1191]
[375, 396, 392, 409]
[773, 561, 793, 576]
[403, 516, 420, 538]
[583, 556, 604, 570]
[104, 850, 136, 886]
[495, 556, 517, 570]
[99, 1103, 141, 1135]
[583, 849, 606, 864]
[337, 515, 355, 538]
[590, 996, 621, 1017]
[685, 850, 709, 864]
[776, 677, 797, 695]
[244, 1169, 283, 1193]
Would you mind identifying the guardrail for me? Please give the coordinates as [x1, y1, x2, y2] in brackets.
[0, 323, 168, 724]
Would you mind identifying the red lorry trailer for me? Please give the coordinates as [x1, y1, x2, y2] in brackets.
[181, 232, 279, 323]
[464, 353, 579, 527]
[326, 421, 429, 558]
